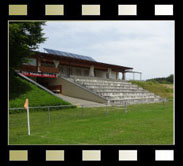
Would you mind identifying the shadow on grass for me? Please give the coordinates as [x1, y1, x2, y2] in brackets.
[9, 73, 32, 100]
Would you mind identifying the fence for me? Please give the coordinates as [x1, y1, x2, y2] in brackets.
[9, 99, 168, 123]
[9, 103, 128, 136]
[9, 100, 170, 137]
[9, 103, 128, 123]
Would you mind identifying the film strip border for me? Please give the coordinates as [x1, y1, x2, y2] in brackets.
[7, 2, 175, 18]
[8, 4, 174, 16]
[7, 148, 176, 164]
[2, 1, 178, 166]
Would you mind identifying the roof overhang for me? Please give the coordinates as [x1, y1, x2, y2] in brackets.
[32, 51, 133, 72]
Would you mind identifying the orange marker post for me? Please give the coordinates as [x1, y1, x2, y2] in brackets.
[24, 99, 30, 135]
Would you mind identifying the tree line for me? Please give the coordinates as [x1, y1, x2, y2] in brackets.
[147, 74, 173, 84]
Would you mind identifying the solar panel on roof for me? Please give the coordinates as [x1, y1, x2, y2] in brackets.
[68, 53, 75, 58]
[44, 48, 96, 62]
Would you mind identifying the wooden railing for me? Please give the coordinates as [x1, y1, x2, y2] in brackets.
[21, 65, 37, 72]
[39, 66, 59, 73]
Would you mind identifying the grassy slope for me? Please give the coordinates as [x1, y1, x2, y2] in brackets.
[130, 81, 173, 99]
[9, 76, 71, 108]
[9, 101, 173, 145]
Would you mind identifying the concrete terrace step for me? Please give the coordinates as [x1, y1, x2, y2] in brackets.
[64, 76, 164, 105]
[86, 85, 143, 90]
[75, 80, 131, 85]
[106, 95, 158, 100]
[66, 78, 74, 82]
[95, 89, 148, 93]
[66, 78, 139, 90]
[110, 97, 162, 105]
[71, 75, 129, 82]
[75, 82, 133, 87]
[98, 92, 155, 97]
[82, 83, 140, 88]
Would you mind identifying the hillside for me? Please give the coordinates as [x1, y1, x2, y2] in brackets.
[130, 81, 173, 99]
[9, 75, 71, 108]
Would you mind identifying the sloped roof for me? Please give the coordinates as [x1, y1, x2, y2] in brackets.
[33, 50, 133, 72]
[44, 48, 96, 62]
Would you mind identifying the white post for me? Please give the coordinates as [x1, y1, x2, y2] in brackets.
[24, 98, 31, 136]
[27, 106, 31, 136]
[53, 60, 60, 68]
[38, 60, 41, 72]
[89, 66, 95, 77]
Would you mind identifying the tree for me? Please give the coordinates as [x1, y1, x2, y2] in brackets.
[147, 74, 174, 84]
[9, 22, 46, 75]
[167, 74, 173, 83]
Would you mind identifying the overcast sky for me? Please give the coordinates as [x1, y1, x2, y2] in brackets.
[38, 21, 174, 80]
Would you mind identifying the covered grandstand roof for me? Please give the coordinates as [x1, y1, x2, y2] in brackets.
[33, 49, 133, 72]
[44, 48, 96, 62]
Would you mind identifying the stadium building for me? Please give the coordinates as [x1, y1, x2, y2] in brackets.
[17, 48, 162, 105]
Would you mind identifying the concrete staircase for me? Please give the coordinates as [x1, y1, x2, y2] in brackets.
[66, 76, 164, 105]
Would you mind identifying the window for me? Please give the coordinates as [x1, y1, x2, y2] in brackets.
[23, 58, 37, 66]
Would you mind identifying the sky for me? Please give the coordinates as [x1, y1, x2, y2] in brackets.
[38, 21, 174, 80]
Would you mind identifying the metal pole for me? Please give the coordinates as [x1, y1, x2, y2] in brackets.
[82, 105, 84, 118]
[124, 102, 127, 113]
[163, 99, 165, 107]
[27, 106, 31, 135]
[106, 103, 108, 115]
[133, 73, 135, 80]
[48, 107, 50, 124]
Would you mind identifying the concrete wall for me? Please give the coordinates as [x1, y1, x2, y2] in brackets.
[43, 77, 107, 104]
[58, 65, 118, 80]
[95, 70, 107, 78]
[95, 69, 117, 79]
[111, 71, 117, 79]
[59, 65, 89, 77]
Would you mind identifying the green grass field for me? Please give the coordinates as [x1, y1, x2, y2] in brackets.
[9, 100, 173, 145]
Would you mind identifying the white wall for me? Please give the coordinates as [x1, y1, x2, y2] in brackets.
[111, 71, 117, 79]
